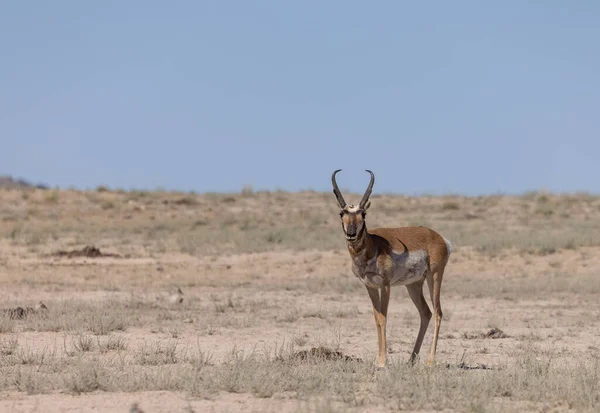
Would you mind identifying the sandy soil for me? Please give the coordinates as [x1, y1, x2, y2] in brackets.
[1, 188, 599, 412]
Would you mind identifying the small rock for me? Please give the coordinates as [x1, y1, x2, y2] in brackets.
[130, 402, 145, 413]
[167, 286, 184, 304]
[486, 328, 509, 339]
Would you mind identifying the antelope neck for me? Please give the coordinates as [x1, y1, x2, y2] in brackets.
[346, 226, 376, 260]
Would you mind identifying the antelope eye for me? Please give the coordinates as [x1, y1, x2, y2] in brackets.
[339, 211, 345, 217]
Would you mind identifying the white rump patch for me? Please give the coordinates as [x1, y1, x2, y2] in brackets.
[443, 237, 453, 255]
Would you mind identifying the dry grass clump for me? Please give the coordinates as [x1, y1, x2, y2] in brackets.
[8, 297, 193, 337]
[19, 300, 129, 334]
[71, 334, 96, 353]
[134, 341, 179, 365]
[3, 187, 600, 257]
[2, 188, 600, 412]
[97, 335, 128, 353]
[0, 314, 15, 334]
[0, 337, 18, 356]
[378, 350, 600, 412]
[446, 269, 600, 299]
[0, 343, 598, 412]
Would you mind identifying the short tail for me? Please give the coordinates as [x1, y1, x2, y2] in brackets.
[443, 237, 453, 256]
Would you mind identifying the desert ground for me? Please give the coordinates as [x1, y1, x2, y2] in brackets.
[1, 187, 599, 413]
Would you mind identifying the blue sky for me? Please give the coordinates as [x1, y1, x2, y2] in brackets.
[1, 2, 599, 195]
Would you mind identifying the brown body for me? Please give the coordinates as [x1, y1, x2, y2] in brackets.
[333, 170, 452, 367]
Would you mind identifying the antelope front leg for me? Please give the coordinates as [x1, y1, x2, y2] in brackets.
[366, 284, 391, 368]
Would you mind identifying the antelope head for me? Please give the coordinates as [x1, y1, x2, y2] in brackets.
[332, 169, 375, 242]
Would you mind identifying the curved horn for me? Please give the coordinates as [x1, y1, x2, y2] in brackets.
[359, 170, 375, 208]
[331, 169, 347, 208]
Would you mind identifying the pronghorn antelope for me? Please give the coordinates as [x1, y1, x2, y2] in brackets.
[332, 169, 452, 368]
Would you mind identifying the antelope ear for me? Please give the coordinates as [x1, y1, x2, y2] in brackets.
[364, 200, 371, 210]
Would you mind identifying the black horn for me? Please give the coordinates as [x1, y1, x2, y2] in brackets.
[331, 169, 347, 208]
[359, 170, 375, 208]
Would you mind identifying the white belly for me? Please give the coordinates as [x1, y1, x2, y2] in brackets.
[389, 249, 429, 286]
[352, 249, 429, 288]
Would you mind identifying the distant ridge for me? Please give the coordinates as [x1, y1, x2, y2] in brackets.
[0, 175, 49, 189]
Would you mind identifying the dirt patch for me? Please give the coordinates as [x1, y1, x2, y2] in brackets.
[284, 346, 363, 363]
[485, 328, 509, 339]
[2, 188, 600, 412]
[455, 362, 494, 370]
[52, 245, 121, 259]
[462, 328, 510, 340]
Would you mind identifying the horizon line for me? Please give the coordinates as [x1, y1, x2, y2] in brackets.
[2, 176, 599, 198]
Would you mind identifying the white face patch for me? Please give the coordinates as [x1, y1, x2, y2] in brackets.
[341, 204, 365, 239]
